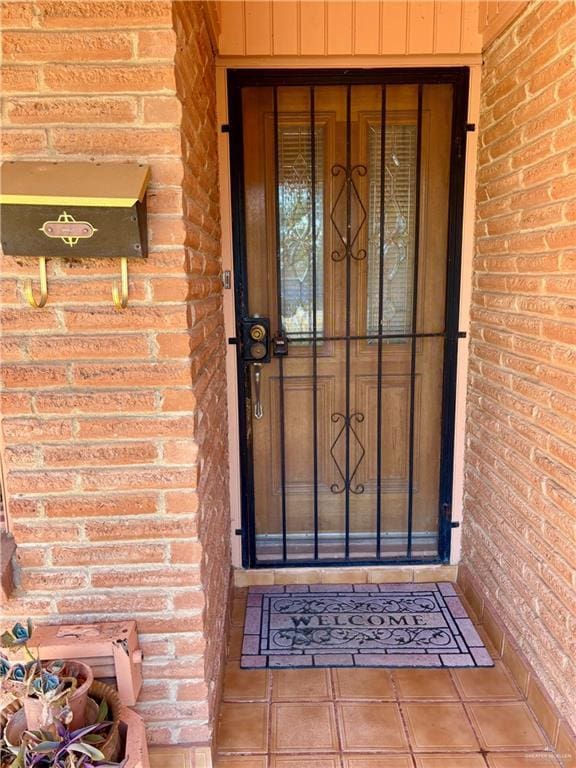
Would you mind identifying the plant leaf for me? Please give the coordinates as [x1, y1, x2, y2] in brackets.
[69, 722, 109, 740]
[97, 698, 108, 723]
[32, 740, 61, 753]
[1, 630, 16, 648]
[9, 663, 27, 682]
[68, 744, 106, 760]
[82, 734, 105, 744]
[9, 752, 24, 768]
[0, 655, 11, 676]
[48, 659, 65, 674]
[11, 623, 29, 643]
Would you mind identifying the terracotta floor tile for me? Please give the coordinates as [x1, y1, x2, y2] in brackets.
[453, 663, 521, 701]
[218, 702, 268, 753]
[485, 754, 561, 767]
[555, 721, 576, 768]
[414, 756, 487, 767]
[393, 669, 459, 700]
[527, 680, 560, 745]
[231, 598, 247, 626]
[223, 662, 269, 701]
[333, 668, 394, 700]
[227, 625, 244, 660]
[270, 702, 338, 753]
[402, 702, 480, 751]
[502, 641, 530, 696]
[337, 703, 408, 752]
[476, 626, 501, 659]
[467, 703, 548, 751]
[216, 758, 267, 768]
[149, 747, 193, 768]
[343, 756, 414, 767]
[457, 592, 483, 625]
[272, 669, 331, 701]
[270, 757, 340, 768]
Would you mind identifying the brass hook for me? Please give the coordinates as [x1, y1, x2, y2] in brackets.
[112, 256, 129, 309]
[24, 256, 48, 308]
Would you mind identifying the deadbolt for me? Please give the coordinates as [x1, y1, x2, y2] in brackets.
[250, 341, 267, 360]
[250, 324, 266, 341]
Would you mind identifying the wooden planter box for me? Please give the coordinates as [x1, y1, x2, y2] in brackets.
[120, 707, 150, 768]
[29, 620, 143, 706]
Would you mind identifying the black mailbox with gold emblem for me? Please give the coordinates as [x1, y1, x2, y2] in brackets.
[0, 161, 150, 308]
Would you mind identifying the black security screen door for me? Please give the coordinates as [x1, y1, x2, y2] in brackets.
[228, 69, 469, 568]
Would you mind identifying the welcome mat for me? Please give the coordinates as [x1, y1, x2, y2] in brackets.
[241, 582, 493, 669]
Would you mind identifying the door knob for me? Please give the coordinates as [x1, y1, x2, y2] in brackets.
[250, 324, 266, 341]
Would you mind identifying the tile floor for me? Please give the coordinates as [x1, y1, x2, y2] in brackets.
[215, 586, 562, 767]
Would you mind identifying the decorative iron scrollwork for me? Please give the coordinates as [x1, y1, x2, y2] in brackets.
[330, 411, 365, 494]
[330, 164, 368, 262]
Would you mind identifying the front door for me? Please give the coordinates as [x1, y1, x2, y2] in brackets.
[229, 69, 468, 568]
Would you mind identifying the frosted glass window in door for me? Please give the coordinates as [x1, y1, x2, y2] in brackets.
[367, 122, 417, 338]
[278, 125, 324, 338]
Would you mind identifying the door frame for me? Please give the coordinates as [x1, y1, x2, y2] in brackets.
[223, 66, 473, 569]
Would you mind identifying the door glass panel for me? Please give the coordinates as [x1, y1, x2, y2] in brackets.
[278, 125, 324, 338]
[366, 122, 417, 338]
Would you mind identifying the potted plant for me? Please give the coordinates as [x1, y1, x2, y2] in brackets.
[1, 622, 94, 732]
[2, 711, 126, 768]
[0, 621, 146, 768]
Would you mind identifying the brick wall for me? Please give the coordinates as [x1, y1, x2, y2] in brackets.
[0, 0, 229, 747]
[464, 0, 576, 731]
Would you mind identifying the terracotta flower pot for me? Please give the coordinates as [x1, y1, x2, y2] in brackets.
[23, 659, 94, 731]
[3, 706, 26, 755]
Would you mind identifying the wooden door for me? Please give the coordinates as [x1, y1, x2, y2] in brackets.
[233, 73, 465, 566]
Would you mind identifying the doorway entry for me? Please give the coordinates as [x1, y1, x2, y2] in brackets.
[228, 69, 469, 568]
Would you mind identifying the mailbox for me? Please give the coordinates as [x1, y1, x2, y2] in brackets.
[0, 161, 151, 308]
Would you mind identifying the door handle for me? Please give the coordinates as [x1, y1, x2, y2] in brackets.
[253, 363, 263, 420]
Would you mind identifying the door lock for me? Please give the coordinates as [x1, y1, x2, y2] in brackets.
[250, 341, 267, 360]
[250, 324, 266, 341]
[272, 334, 289, 356]
[241, 316, 271, 362]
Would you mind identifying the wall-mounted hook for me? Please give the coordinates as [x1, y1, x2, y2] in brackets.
[112, 256, 129, 309]
[24, 256, 48, 308]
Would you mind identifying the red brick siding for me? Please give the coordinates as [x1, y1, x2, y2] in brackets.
[0, 0, 229, 747]
[172, 1, 231, 740]
[464, 0, 576, 731]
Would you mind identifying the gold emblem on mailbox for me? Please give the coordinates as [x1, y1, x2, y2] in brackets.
[39, 211, 97, 247]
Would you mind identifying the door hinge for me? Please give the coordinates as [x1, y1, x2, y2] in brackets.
[442, 502, 460, 528]
[221, 124, 230, 133]
[466, 123, 476, 132]
[235, 528, 242, 536]
[223, 269, 232, 289]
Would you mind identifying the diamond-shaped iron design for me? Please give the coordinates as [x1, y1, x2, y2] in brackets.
[330, 163, 368, 262]
[330, 411, 366, 495]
